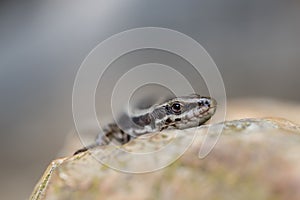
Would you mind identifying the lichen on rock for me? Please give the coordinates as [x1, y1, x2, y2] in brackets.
[31, 118, 300, 200]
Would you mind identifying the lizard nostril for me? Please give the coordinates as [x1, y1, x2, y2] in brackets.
[204, 100, 210, 107]
[198, 100, 210, 107]
[205, 100, 210, 107]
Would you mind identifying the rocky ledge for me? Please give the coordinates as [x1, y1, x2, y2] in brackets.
[31, 118, 300, 200]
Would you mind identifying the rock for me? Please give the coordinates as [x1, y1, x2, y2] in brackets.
[31, 118, 300, 200]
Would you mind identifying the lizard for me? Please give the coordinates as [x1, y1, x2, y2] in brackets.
[74, 94, 217, 155]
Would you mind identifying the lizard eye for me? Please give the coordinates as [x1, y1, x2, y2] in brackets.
[171, 103, 182, 113]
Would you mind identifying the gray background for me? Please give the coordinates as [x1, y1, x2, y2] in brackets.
[0, 0, 300, 199]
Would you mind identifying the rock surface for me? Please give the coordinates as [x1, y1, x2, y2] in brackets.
[31, 118, 300, 200]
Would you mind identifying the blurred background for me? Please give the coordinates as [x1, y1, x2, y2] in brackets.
[1, 0, 300, 199]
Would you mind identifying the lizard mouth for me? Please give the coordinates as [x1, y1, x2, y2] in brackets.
[201, 97, 217, 115]
[198, 105, 217, 118]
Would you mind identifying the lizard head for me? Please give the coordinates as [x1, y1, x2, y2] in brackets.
[151, 94, 217, 131]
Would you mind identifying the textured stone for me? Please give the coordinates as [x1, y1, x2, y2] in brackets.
[31, 118, 300, 200]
